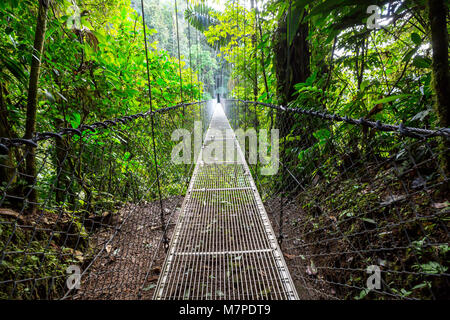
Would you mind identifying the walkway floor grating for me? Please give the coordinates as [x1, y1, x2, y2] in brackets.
[154, 104, 298, 300]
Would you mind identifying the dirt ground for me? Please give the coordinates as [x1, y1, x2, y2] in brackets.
[71, 194, 331, 300]
[72, 196, 183, 300]
[265, 197, 337, 300]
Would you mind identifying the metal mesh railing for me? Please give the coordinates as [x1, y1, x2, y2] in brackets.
[0, 100, 213, 300]
[223, 99, 449, 300]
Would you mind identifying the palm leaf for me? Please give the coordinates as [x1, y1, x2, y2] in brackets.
[0, 51, 27, 85]
[184, 3, 218, 32]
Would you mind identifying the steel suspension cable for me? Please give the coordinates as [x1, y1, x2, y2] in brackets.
[252, 0, 259, 176]
[255, 0, 270, 98]
[139, 0, 167, 250]
[186, 0, 194, 101]
[235, 0, 239, 128]
[174, 0, 187, 177]
[243, 0, 247, 131]
[252, 0, 258, 103]
[279, 0, 293, 245]
[175, 0, 184, 103]
[194, 24, 202, 122]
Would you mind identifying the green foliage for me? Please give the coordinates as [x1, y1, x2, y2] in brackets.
[0, 215, 87, 299]
[0, 0, 203, 137]
[0, 0, 209, 299]
[250, 0, 442, 195]
[185, 3, 218, 33]
[1, 0, 447, 301]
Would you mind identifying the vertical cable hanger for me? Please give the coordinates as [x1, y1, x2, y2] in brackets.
[243, 0, 247, 131]
[198, 30, 202, 103]
[139, 0, 167, 251]
[234, 0, 239, 128]
[238, 0, 241, 129]
[195, 27, 202, 123]
[174, 0, 187, 176]
[252, 0, 259, 176]
[231, 0, 237, 126]
[214, 45, 218, 100]
[279, 0, 292, 245]
[186, 0, 193, 101]
[252, 0, 258, 103]
[174, 0, 185, 140]
[175, 0, 184, 104]
[255, 0, 270, 98]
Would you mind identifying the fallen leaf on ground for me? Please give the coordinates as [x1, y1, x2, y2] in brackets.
[306, 260, 318, 276]
[432, 202, 449, 209]
[152, 266, 161, 273]
[143, 284, 156, 291]
[283, 253, 296, 260]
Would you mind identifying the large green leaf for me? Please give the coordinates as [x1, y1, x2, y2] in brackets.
[413, 56, 432, 69]
[411, 33, 422, 46]
[0, 51, 27, 84]
[372, 94, 411, 105]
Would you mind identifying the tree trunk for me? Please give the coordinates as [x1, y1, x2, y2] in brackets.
[0, 82, 16, 189]
[428, 0, 449, 175]
[273, 11, 311, 195]
[273, 15, 310, 141]
[273, 20, 310, 107]
[24, 0, 50, 214]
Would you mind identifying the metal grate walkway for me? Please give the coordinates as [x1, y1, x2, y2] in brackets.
[154, 103, 298, 300]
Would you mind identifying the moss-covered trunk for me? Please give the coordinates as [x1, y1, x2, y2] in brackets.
[24, 0, 50, 214]
[273, 20, 310, 108]
[273, 13, 310, 196]
[0, 82, 15, 187]
[428, 0, 449, 177]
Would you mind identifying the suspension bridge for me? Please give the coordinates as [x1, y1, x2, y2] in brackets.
[154, 103, 297, 299]
[0, 0, 449, 301]
[1, 98, 448, 300]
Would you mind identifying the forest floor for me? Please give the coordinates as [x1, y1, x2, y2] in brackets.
[71, 163, 447, 300]
[265, 198, 336, 300]
[74, 195, 330, 300]
[73, 196, 183, 300]
[74, 193, 383, 300]
[265, 161, 449, 300]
